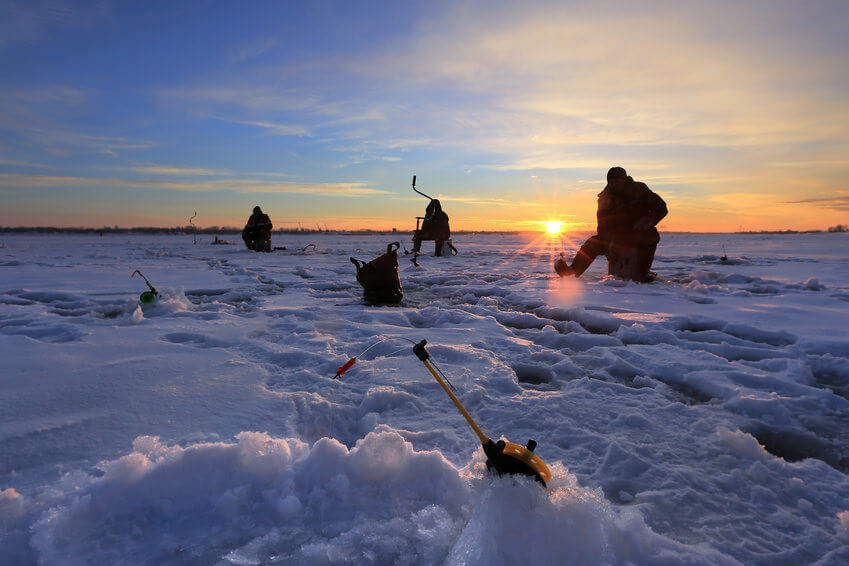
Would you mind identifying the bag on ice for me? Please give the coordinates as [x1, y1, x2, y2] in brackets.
[350, 242, 403, 305]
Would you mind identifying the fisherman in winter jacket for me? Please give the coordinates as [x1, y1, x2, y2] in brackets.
[242, 206, 273, 252]
[412, 199, 451, 256]
[557, 167, 667, 281]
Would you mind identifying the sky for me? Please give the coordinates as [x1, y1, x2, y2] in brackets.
[1, 0, 848, 232]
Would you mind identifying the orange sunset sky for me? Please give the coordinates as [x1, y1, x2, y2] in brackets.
[1, 1, 848, 232]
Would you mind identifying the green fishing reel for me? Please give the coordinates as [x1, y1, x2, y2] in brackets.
[132, 270, 158, 305]
[139, 290, 157, 304]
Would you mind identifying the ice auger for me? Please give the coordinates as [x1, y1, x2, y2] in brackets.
[333, 337, 552, 486]
[413, 340, 551, 486]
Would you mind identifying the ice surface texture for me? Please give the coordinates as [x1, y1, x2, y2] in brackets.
[1, 231, 849, 564]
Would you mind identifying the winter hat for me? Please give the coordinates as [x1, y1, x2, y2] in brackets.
[607, 167, 627, 182]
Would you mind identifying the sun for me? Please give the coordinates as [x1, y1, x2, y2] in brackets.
[542, 221, 564, 235]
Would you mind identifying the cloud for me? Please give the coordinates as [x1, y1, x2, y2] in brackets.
[166, 0, 848, 176]
[781, 194, 849, 211]
[374, 3, 848, 152]
[0, 159, 52, 169]
[217, 117, 310, 136]
[1, 85, 92, 106]
[228, 36, 278, 64]
[110, 164, 234, 176]
[444, 196, 545, 207]
[0, 1, 109, 48]
[159, 86, 322, 113]
[0, 173, 391, 196]
[769, 159, 849, 168]
[0, 85, 157, 155]
[0, 86, 158, 157]
[105, 163, 305, 179]
[24, 131, 158, 156]
[174, 0, 843, 176]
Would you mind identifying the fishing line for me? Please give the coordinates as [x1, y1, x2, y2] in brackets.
[328, 336, 420, 452]
[333, 336, 418, 379]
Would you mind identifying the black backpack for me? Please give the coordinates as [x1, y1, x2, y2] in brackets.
[350, 242, 403, 305]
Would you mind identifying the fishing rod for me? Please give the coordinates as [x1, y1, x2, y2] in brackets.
[131, 270, 158, 304]
[189, 211, 197, 245]
[333, 337, 552, 487]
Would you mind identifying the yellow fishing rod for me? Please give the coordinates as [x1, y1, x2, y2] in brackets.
[334, 338, 551, 486]
[413, 340, 551, 487]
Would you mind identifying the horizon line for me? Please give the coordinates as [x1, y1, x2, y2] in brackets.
[1, 225, 844, 235]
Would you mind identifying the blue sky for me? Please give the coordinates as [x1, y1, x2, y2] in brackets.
[1, 0, 848, 231]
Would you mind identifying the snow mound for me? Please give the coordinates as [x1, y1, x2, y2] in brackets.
[27, 430, 467, 564]
[16, 429, 738, 565]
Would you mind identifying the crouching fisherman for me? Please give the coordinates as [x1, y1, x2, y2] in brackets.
[413, 199, 453, 257]
[556, 167, 667, 282]
[242, 206, 273, 252]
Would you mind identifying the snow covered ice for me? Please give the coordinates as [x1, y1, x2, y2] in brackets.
[1, 231, 849, 564]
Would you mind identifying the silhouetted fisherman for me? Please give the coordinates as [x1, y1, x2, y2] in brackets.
[557, 167, 667, 282]
[242, 206, 273, 252]
[412, 199, 451, 256]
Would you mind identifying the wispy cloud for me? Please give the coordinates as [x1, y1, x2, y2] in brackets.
[0, 85, 155, 160]
[228, 36, 278, 64]
[781, 194, 849, 211]
[217, 117, 310, 136]
[187, 1, 843, 175]
[100, 161, 308, 180]
[106, 162, 307, 179]
[25, 131, 158, 156]
[1, 85, 92, 106]
[444, 196, 545, 207]
[0, 1, 109, 48]
[159, 86, 321, 113]
[0, 159, 52, 169]
[0, 173, 390, 196]
[0, 85, 158, 156]
[108, 163, 234, 176]
[769, 159, 849, 168]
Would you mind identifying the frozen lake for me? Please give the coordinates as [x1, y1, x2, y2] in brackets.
[2, 231, 849, 564]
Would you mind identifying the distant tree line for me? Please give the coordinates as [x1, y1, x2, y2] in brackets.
[0, 226, 500, 235]
[733, 224, 848, 234]
[0, 226, 236, 234]
[0, 226, 346, 234]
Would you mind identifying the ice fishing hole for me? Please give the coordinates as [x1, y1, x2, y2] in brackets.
[811, 367, 849, 402]
[511, 363, 554, 386]
[666, 382, 715, 405]
[747, 426, 847, 474]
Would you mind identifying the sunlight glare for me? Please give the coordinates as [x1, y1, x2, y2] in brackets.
[543, 221, 564, 235]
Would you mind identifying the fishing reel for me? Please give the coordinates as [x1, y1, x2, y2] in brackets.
[131, 270, 158, 304]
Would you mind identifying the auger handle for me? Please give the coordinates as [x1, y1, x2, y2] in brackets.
[413, 340, 490, 445]
[412, 175, 433, 200]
